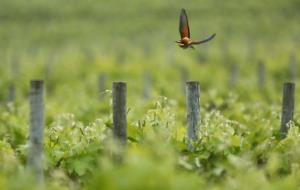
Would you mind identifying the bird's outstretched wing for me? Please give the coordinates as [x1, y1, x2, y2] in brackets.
[179, 9, 190, 38]
[191, 33, 216, 45]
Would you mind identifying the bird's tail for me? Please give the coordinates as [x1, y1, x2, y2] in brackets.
[191, 33, 216, 45]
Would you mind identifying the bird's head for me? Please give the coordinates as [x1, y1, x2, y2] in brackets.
[181, 37, 190, 44]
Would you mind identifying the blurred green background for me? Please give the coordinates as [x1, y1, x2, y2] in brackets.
[0, 0, 299, 103]
[1, 0, 300, 48]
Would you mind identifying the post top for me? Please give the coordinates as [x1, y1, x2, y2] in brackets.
[113, 81, 127, 85]
[284, 82, 295, 86]
[30, 80, 44, 89]
[186, 81, 199, 85]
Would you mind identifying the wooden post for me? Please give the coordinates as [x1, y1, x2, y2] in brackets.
[7, 82, 16, 103]
[116, 51, 125, 65]
[257, 61, 265, 90]
[229, 63, 237, 87]
[143, 74, 152, 100]
[186, 81, 200, 151]
[112, 82, 127, 146]
[44, 54, 55, 80]
[197, 50, 207, 64]
[280, 82, 295, 138]
[180, 66, 189, 94]
[7, 53, 20, 103]
[98, 74, 107, 100]
[246, 40, 255, 64]
[27, 80, 44, 183]
[11, 52, 20, 78]
[44, 54, 56, 95]
[83, 47, 95, 64]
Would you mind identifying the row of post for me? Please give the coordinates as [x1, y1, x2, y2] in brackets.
[27, 80, 295, 183]
[5, 56, 297, 104]
[229, 55, 297, 88]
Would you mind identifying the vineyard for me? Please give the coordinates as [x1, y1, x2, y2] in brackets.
[1, 0, 300, 189]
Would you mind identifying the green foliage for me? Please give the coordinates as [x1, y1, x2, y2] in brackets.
[44, 114, 108, 178]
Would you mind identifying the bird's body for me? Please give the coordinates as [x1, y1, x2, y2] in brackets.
[176, 37, 192, 49]
[176, 9, 216, 49]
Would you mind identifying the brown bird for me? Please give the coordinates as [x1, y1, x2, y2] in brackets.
[176, 9, 216, 49]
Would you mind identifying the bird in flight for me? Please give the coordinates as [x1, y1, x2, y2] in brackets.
[176, 9, 216, 49]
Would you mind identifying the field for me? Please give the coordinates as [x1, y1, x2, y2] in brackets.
[1, 0, 300, 189]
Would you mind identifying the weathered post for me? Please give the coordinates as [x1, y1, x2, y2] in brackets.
[27, 80, 44, 183]
[280, 82, 295, 138]
[44, 54, 54, 79]
[112, 82, 127, 146]
[257, 61, 265, 90]
[246, 40, 255, 64]
[83, 47, 95, 64]
[186, 81, 200, 151]
[98, 74, 107, 100]
[143, 74, 152, 100]
[229, 63, 237, 87]
[44, 54, 56, 95]
[180, 66, 189, 94]
[7, 53, 20, 103]
[7, 81, 16, 103]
